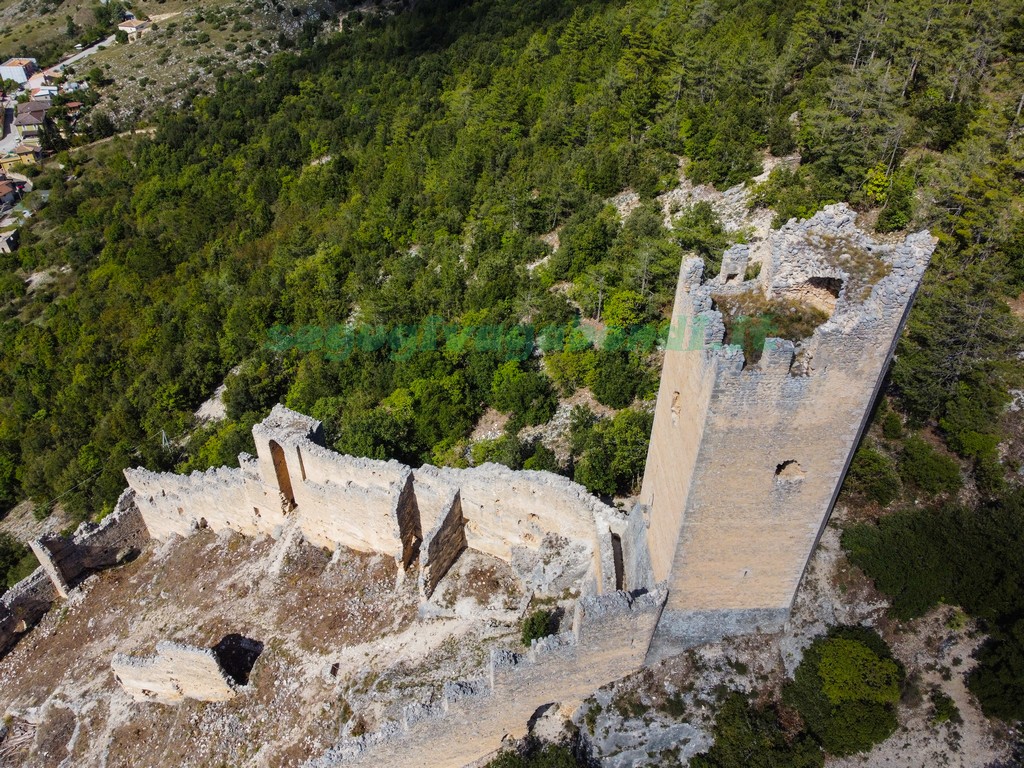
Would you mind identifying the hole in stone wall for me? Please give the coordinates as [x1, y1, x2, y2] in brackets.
[725, 272, 739, 283]
[212, 634, 264, 686]
[786, 276, 844, 315]
[808, 276, 842, 297]
[775, 460, 805, 480]
[253, 507, 261, 518]
[671, 391, 681, 426]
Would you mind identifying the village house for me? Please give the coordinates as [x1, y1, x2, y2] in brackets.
[118, 18, 151, 42]
[0, 179, 19, 206]
[13, 99, 50, 142]
[0, 143, 41, 171]
[0, 57, 38, 86]
[0, 229, 18, 254]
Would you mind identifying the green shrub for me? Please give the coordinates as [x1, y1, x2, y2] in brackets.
[471, 435, 526, 470]
[844, 443, 902, 506]
[929, 689, 961, 725]
[491, 362, 558, 429]
[521, 609, 555, 646]
[692, 693, 823, 768]
[967, 619, 1024, 722]
[0, 532, 38, 591]
[588, 349, 640, 409]
[523, 442, 561, 473]
[844, 491, 1024, 723]
[783, 627, 903, 756]
[881, 411, 903, 440]
[485, 740, 581, 768]
[899, 435, 961, 496]
[571, 408, 652, 497]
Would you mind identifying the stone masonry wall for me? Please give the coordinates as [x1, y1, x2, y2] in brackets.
[412, 474, 466, 598]
[312, 587, 667, 768]
[0, 568, 56, 658]
[30, 488, 149, 598]
[125, 406, 621, 586]
[639, 204, 935, 661]
[111, 641, 237, 704]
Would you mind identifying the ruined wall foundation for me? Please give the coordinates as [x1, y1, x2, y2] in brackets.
[311, 587, 667, 768]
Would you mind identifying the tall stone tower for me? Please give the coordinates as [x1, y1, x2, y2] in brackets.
[635, 204, 935, 663]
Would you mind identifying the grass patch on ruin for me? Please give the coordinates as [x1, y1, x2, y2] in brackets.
[809, 231, 891, 300]
[711, 290, 829, 364]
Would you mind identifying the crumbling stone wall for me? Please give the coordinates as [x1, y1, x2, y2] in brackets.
[412, 475, 465, 598]
[1, 488, 148, 658]
[312, 587, 667, 768]
[421, 464, 610, 560]
[30, 488, 149, 598]
[125, 462, 266, 540]
[125, 406, 621, 590]
[111, 641, 238, 704]
[0, 568, 56, 657]
[638, 204, 935, 661]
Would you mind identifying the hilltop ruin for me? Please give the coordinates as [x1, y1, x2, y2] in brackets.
[0, 202, 935, 766]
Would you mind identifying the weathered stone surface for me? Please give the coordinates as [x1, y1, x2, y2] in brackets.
[413, 475, 466, 598]
[29, 488, 148, 599]
[310, 588, 667, 768]
[0, 568, 56, 657]
[640, 203, 935, 660]
[125, 407, 622, 593]
[111, 641, 238, 704]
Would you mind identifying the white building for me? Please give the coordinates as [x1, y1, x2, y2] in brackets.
[0, 58, 38, 86]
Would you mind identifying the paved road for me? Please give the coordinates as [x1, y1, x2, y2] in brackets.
[49, 34, 116, 73]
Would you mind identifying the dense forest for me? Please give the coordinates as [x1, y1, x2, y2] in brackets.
[0, 0, 1022, 756]
[1, 0, 1019, 518]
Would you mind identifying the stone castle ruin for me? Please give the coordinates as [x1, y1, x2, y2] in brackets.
[0, 202, 935, 766]
[633, 204, 935, 662]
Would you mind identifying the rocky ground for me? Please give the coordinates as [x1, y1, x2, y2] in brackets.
[0, 523, 537, 766]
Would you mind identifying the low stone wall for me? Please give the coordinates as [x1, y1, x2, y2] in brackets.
[111, 641, 237, 704]
[30, 488, 149, 598]
[312, 587, 667, 768]
[0, 567, 57, 658]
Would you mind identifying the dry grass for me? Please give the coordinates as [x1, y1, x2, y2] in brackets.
[712, 289, 829, 364]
